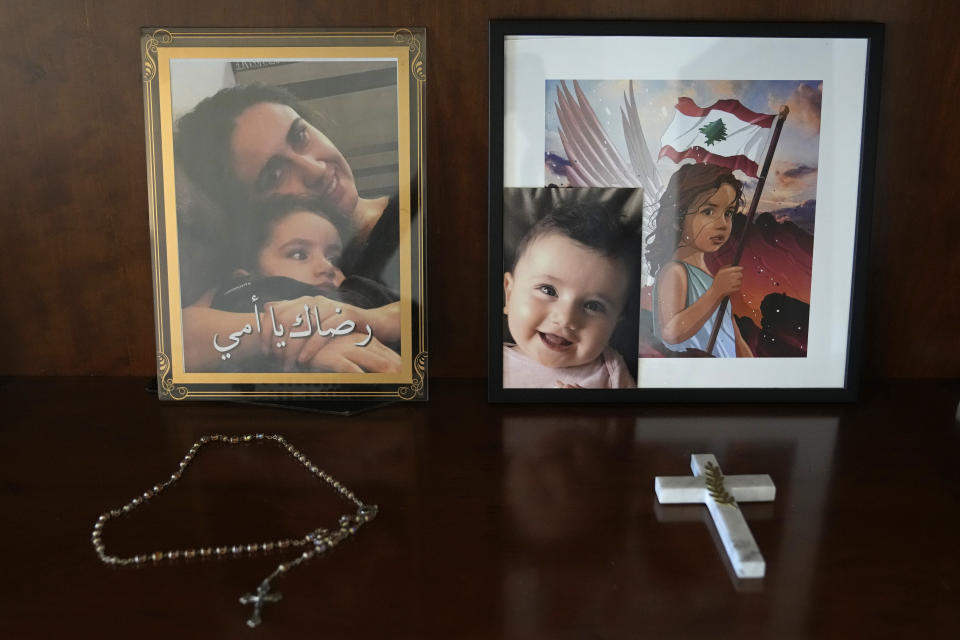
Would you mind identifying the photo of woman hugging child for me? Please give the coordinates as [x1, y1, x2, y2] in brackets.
[172, 81, 405, 374]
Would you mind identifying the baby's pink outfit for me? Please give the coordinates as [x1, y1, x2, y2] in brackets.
[502, 344, 635, 389]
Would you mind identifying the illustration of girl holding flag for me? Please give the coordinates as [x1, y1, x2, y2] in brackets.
[646, 163, 753, 357]
[646, 98, 790, 357]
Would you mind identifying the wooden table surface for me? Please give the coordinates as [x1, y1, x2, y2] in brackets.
[2, 377, 958, 639]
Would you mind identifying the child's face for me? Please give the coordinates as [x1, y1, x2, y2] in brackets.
[681, 183, 738, 253]
[504, 232, 628, 369]
[257, 210, 346, 290]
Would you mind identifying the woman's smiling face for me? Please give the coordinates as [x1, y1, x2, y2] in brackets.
[230, 102, 359, 219]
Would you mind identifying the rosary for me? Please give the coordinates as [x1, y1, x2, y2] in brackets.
[90, 433, 377, 628]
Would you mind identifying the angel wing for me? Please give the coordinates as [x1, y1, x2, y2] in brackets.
[619, 80, 664, 205]
[553, 80, 664, 207]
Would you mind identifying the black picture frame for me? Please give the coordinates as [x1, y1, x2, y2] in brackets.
[489, 20, 884, 403]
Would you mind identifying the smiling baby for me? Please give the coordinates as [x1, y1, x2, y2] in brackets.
[503, 202, 637, 389]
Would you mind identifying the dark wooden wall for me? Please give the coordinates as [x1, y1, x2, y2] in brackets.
[0, 1, 957, 378]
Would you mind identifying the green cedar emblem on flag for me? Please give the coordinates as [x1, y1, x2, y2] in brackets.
[698, 118, 728, 146]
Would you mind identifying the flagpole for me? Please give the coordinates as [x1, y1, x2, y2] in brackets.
[704, 105, 790, 356]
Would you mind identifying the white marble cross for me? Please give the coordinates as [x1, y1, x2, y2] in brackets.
[655, 454, 776, 578]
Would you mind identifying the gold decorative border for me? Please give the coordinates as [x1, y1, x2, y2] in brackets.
[157, 353, 189, 400]
[705, 462, 736, 506]
[142, 29, 173, 82]
[394, 29, 425, 82]
[398, 351, 428, 399]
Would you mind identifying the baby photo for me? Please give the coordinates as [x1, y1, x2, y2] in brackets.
[501, 188, 643, 389]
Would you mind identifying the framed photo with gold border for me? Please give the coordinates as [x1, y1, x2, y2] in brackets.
[141, 28, 426, 401]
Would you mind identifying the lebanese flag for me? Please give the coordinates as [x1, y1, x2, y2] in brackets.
[658, 98, 776, 178]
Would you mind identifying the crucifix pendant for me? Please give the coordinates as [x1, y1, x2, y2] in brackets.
[655, 454, 776, 578]
[239, 584, 283, 628]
